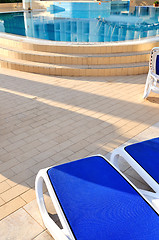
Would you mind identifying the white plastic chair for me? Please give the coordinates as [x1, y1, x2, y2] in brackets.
[143, 47, 159, 99]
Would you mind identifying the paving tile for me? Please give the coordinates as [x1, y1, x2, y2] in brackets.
[0, 174, 7, 183]
[23, 132, 45, 144]
[25, 175, 36, 188]
[9, 132, 29, 143]
[69, 140, 90, 153]
[31, 158, 57, 174]
[0, 181, 11, 194]
[1, 183, 30, 202]
[20, 140, 42, 153]
[24, 194, 57, 228]
[0, 158, 20, 173]
[16, 149, 40, 162]
[36, 140, 58, 152]
[24, 198, 45, 228]
[0, 169, 15, 182]
[33, 149, 58, 163]
[0, 197, 5, 207]
[11, 159, 37, 174]
[33, 230, 54, 240]
[0, 196, 26, 220]
[0, 208, 44, 240]
[6, 169, 35, 187]
[21, 189, 36, 203]
[4, 139, 26, 152]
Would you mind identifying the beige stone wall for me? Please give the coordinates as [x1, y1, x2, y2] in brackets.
[32, 1, 54, 10]
[0, 0, 155, 11]
[0, 1, 52, 11]
[0, 2, 23, 10]
[32, 0, 155, 10]
[130, 0, 154, 6]
[32, 0, 91, 10]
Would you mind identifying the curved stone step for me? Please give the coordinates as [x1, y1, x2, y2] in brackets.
[0, 45, 150, 65]
[0, 55, 149, 76]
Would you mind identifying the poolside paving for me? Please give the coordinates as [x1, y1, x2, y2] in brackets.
[0, 68, 159, 239]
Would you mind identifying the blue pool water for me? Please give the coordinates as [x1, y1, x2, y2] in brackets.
[0, 2, 159, 42]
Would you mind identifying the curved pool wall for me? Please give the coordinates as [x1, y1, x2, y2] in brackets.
[0, 3, 159, 43]
[0, 32, 159, 77]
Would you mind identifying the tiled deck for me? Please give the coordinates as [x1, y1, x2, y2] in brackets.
[1, 68, 159, 239]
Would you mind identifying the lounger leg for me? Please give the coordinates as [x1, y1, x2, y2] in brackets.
[35, 171, 70, 240]
[143, 71, 153, 99]
[110, 152, 120, 170]
[140, 190, 159, 198]
[110, 147, 159, 195]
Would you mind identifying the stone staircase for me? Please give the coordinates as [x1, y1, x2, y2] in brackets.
[0, 35, 158, 76]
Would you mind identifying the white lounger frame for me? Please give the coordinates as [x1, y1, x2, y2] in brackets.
[110, 147, 159, 203]
[143, 47, 159, 99]
[35, 154, 159, 240]
[35, 167, 74, 240]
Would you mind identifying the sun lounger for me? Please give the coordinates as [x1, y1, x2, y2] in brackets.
[143, 47, 159, 99]
[35, 154, 159, 240]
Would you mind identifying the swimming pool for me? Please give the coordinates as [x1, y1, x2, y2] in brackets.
[0, 2, 159, 42]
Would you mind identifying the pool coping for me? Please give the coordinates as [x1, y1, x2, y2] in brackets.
[0, 31, 159, 47]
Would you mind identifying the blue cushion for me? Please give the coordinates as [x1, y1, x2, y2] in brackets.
[156, 55, 159, 75]
[47, 155, 159, 240]
[125, 137, 159, 184]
